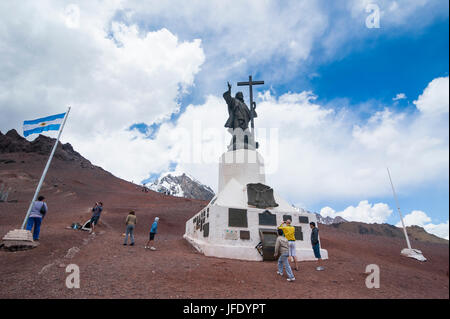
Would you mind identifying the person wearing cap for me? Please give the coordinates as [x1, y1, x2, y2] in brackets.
[145, 217, 159, 250]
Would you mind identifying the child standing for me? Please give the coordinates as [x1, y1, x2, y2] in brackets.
[145, 217, 159, 250]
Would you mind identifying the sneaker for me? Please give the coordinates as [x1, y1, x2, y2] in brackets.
[123, 243, 127, 246]
[287, 278, 296, 282]
[150, 247, 156, 251]
[144, 246, 148, 249]
[316, 266, 324, 271]
[276, 271, 283, 276]
[130, 243, 134, 246]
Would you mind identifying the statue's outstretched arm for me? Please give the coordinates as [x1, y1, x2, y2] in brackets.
[223, 81, 233, 104]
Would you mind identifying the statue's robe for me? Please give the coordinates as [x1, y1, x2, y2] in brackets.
[223, 90, 257, 131]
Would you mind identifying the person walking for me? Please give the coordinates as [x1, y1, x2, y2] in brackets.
[89, 202, 103, 234]
[145, 217, 159, 250]
[274, 228, 295, 282]
[25, 195, 47, 241]
[278, 219, 299, 271]
[310, 222, 324, 271]
[123, 211, 137, 246]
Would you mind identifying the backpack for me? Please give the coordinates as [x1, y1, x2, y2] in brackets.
[40, 203, 47, 216]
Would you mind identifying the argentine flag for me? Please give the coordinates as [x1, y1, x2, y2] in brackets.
[23, 112, 66, 137]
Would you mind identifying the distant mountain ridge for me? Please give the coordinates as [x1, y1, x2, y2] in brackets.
[300, 207, 446, 244]
[290, 206, 347, 225]
[146, 172, 215, 201]
[315, 213, 348, 225]
[0, 129, 100, 170]
[3, 128, 445, 245]
[329, 221, 448, 245]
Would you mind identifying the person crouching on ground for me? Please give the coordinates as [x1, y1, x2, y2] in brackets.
[26, 195, 47, 241]
[89, 202, 103, 234]
[274, 228, 295, 282]
[310, 222, 324, 271]
[145, 217, 159, 250]
[278, 219, 299, 271]
[124, 211, 137, 246]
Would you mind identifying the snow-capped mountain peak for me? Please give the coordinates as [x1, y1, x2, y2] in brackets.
[291, 205, 347, 225]
[315, 213, 348, 225]
[146, 172, 215, 201]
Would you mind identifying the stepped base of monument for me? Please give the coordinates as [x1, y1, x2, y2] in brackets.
[1, 229, 38, 251]
[184, 234, 328, 262]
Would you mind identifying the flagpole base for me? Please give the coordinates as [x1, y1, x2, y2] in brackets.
[401, 248, 426, 262]
[1, 229, 39, 251]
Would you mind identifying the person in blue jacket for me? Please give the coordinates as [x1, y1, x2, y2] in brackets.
[145, 217, 159, 250]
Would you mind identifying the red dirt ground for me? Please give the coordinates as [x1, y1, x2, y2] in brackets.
[0, 152, 448, 299]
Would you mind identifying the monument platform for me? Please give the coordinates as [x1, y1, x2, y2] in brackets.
[184, 149, 328, 262]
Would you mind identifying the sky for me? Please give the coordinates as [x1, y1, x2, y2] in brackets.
[0, 0, 448, 239]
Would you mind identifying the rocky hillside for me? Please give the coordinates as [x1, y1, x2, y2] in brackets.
[299, 208, 446, 245]
[0, 130, 448, 299]
[330, 221, 448, 245]
[146, 172, 215, 201]
[0, 129, 103, 170]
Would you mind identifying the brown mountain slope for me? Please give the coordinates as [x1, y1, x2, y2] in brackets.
[0, 131, 448, 299]
[330, 222, 448, 245]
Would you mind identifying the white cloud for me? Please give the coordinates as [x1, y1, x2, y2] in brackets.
[123, 0, 328, 65]
[413, 76, 449, 116]
[63, 4, 81, 29]
[107, 0, 449, 90]
[320, 200, 393, 224]
[393, 93, 407, 101]
[141, 76, 448, 209]
[0, 1, 205, 182]
[423, 221, 449, 240]
[0, 1, 448, 197]
[396, 210, 449, 240]
[396, 210, 431, 226]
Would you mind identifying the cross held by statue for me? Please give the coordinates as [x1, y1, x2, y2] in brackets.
[237, 75, 264, 135]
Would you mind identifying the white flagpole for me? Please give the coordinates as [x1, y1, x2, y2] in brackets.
[21, 107, 71, 229]
[387, 167, 412, 250]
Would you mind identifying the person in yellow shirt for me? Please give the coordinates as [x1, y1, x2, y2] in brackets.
[278, 219, 299, 271]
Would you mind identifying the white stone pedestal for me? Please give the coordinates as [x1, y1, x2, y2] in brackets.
[184, 149, 328, 262]
[218, 149, 265, 193]
[401, 248, 427, 261]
